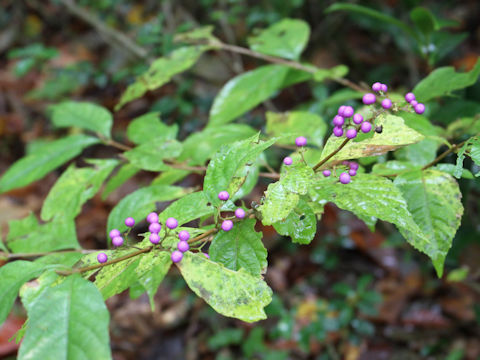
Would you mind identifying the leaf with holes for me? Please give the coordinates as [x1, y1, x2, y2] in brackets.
[273, 199, 316, 244]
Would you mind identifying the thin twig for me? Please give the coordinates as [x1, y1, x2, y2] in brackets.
[3, 249, 97, 261]
[312, 138, 350, 171]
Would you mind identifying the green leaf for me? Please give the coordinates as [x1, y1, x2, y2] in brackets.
[116, 46, 210, 110]
[210, 218, 267, 276]
[320, 113, 424, 164]
[394, 170, 464, 277]
[135, 251, 171, 310]
[94, 256, 141, 300]
[102, 163, 139, 199]
[151, 168, 190, 186]
[7, 214, 79, 253]
[174, 25, 219, 44]
[259, 163, 314, 225]
[434, 163, 473, 179]
[266, 111, 327, 147]
[0, 261, 44, 326]
[313, 65, 349, 82]
[203, 134, 275, 206]
[394, 139, 438, 166]
[49, 101, 113, 139]
[273, 199, 316, 244]
[208, 65, 290, 127]
[454, 138, 475, 178]
[470, 137, 480, 173]
[124, 139, 183, 171]
[159, 191, 213, 226]
[248, 18, 310, 60]
[41, 159, 118, 221]
[107, 185, 189, 235]
[18, 274, 111, 360]
[309, 173, 428, 255]
[410, 7, 436, 37]
[179, 124, 257, 165]
[371, 160, 420, 176]
[177, 252, 272, 322]
[413, 58, 480, 102]
[126, 112, 178, 144]
[0, 134, 99, 193]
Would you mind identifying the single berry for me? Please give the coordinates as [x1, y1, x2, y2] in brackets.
[178, 230, 190, 242]
[346, 128, 357, 139]
[283, 157, 293, 166]
[414, 103, 425, 114]
[218, 191, 230, 201]
[109, 229, 120, 239]
[177, 240, 190, 253]
[349, 169, 357, 176]
[149, 222, 161, 234]
[339, 172, 351, 184]
[410, 100, 418, 106]
[97, 252, 108, 264]
[338, 105, 346, 116]
[405, 92, 415, 103]
[333, 115, 345, 126]
[203, 253, 210, 259]
[125, 217, 135, 227]
[146, 212, 158, 224]
[360, 121, 372, 133]
[343, 106, 354, 118]
[381, 98, 392, 109]
[352, 113, 363, 124]
[333, 126, 344, 137]
[295, 136, 307, 147]
[372, 82, 382, 92]
[235, 208, 246, 219]
[171, 250, 183, 263]
[149, 233, 160, 244]
[380, 84, 388, 93]
[323, 170, 331, 177]
[166, 217, 178, 229]
[349, 162, 359, 171]
[112, 236, 124, 247]
[362, 93, 376, 105]
[221, 220, 233, 232]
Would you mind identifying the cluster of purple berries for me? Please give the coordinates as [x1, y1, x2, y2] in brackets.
[322, 161, 358, 185]
[218, 190, 246, 232]
[283, 136, 307, 166]
[331, 105, 372, 139]
[362, 82, 425, 115]
[171, 229, 190, 263]
[404, 92, 425, 114]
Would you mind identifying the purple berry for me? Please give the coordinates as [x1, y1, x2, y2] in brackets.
[360, 122, 372, 133]
[109, 229, 121, 239]
[149, 222, 161, 234]
[333, 115, 345, 126]
[349, 169, 357, 176]
[333, 126, 344, 137]
[149, 233, 160, 244]
[146, 212, 158, 224]
[166, 217, 178, 229]
[381, 98, 392, 109]
[221, 220, 233, 232]
[405, 92, 415, 103]
[177, 240, 190, 253]
[125, 217, 135, 227]
[338, 105, 346, 116]
[346, 128, 357, 139]
[323, 170, 331, 177]
[352, 113, 363, 124]
[362, 93, 376, 105]
[235, 208, 246, 219]
[171, 250, 183, 263]
[178, 230, 190, 241]
[372, 82, 382, 92]
[295, 136, 307, 147]
[112, 236, 124, 247]
[218, 191, 230, 201]
[380, 84, 388, 93]
[97, 252, 108, 264]
[349, 162, 359, 171]
[414, 103, 425, 114]
[343, 106, 354, 118]
[203, 253, 210, 259]
[410, 100, 418, 106]
[339, 172, 351, 184]
[283, 157, 293, 166]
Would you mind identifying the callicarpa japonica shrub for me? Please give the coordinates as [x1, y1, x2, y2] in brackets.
[1, 17, 480, 360]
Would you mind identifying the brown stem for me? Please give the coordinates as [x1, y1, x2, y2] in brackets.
[104, 139, 132, 151]
[312, 138, 351, 171]
[4, 249, 97, 261]
[188, 228, 217, 244]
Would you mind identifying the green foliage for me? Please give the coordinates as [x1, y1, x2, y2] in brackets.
[0, 134, 99, 193]
[102, 163, 139, 199]
[95, 255, 141, 300]
[177, 252, 272, 322]
[124, 139, 183, 171]
[126, 112, 178, 144]
[273, 199, 316, 244]
[159, 191, 213, 225]
[210, 218, 267, 275]
[49, 101, 113, 139]
[135, 251, 171, 309]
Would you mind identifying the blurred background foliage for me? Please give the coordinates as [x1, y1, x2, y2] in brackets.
[0, 0, 479, 359]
